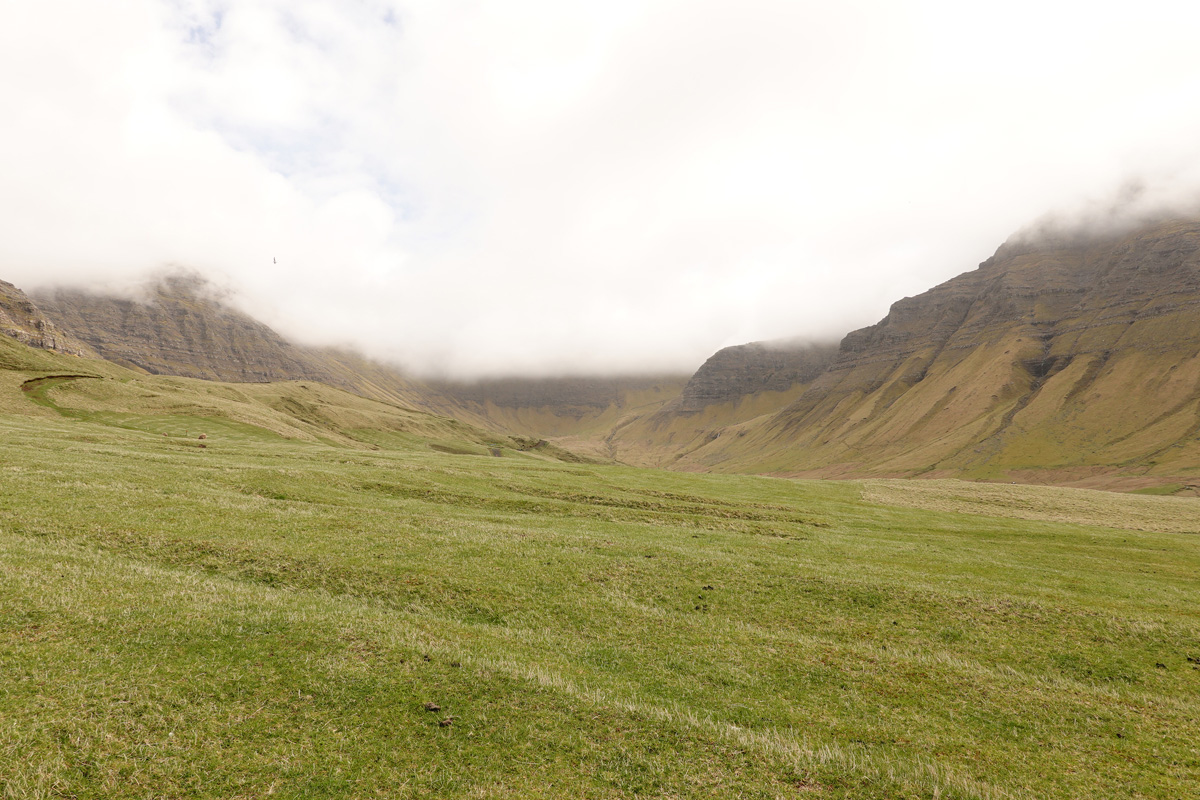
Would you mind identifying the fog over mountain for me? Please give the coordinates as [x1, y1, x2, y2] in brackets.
[4, 1, 1200, 377]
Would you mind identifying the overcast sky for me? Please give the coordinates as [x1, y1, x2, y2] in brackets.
[3, 1, 1200, 377]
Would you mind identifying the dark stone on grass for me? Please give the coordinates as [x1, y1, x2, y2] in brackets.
[439, 717, 454, 727]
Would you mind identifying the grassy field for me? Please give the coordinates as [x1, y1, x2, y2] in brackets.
[1, 361, 1199, 797]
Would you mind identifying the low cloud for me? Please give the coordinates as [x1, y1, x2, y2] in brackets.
[4, 0, 1200, 378]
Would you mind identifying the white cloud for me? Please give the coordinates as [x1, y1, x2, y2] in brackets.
[3, 0, 1200, 377]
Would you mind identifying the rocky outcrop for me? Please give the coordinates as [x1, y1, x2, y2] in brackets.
[32, 273, 344, 385]
[674, 340, 838, 412]
[0, 280, 94, 357]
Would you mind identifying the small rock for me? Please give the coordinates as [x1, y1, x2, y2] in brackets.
[423, 702, 440, 712]
[438, 717, 454, 727]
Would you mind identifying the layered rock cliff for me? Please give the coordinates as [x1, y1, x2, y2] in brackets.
[24, 272, 477, 414]
[646, 217, 1200, 487]
[32, 273, 345, 385]
[673, 340, 838, 412]
[0, 280, 95, 357]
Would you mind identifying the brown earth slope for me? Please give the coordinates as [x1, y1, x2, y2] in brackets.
[645, 218, 1200, 490]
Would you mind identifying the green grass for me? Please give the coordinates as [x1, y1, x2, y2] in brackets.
[1129, 484, 1187, 497]
[1, 369, 1199, 797]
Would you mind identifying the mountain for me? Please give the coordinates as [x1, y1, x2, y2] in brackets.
[671, 340, 840, 413]
[633, 217, 1200, 491]
[30, 272, 438, 412]
[6, 215, 1200, 491]
[1, 279, 95, 357]
[32, 273, 343, 385]
[593, 340, 840, 466]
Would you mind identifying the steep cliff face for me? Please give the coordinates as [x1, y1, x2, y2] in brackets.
[33, 274, 345, 385]
[674, 340, 838, 412]
[29, 273, 444, 412]
[654, 217, 1200, 486]
[0, 280, 95, 357]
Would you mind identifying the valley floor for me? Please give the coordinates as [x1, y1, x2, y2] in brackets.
[2, 402, 1199, 798]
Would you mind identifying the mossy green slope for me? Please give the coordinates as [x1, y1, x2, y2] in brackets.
[2, 347, 1199, 798]
[625, 219, 1200, 491]
[0, 332, 569, 461]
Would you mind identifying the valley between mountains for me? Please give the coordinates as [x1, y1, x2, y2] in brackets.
[3, 216, 1200, 799]
[6, 216, 1199, 492]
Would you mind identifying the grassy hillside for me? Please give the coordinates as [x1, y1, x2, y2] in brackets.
[614, 220, 1200, 492]
[0, 333, 580, 462]
[2, 335, 1199, 798]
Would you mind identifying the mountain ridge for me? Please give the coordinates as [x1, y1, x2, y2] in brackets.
[632, 217, 1200, 491]
[4, 215, 1200, 491]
